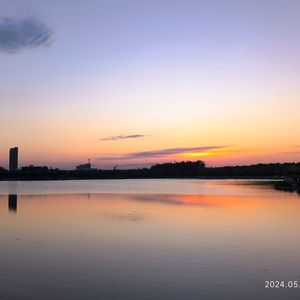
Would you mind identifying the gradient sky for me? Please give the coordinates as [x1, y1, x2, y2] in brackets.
[0, 0, 299, 169]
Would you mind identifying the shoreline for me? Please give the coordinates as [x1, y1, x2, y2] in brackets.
[0, 176, 282, 181]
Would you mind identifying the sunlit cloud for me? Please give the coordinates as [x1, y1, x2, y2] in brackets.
[0, 15, 53, 53]
[97, 146, 227, 161]
[128, 146, 226, 159]
[100, 134, 146, 141]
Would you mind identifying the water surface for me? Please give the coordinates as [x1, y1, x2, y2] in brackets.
[0, 179, 299, 300]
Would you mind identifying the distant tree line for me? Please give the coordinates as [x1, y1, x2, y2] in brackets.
[0, 161, 300, 180]
[198, 163, 300, 177]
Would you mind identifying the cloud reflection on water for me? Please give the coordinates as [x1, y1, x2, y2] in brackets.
[99, 211, 144, 223]
[131, 194, 221, 207]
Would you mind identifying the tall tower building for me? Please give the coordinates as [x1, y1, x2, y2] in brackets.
[9, 147, 18, 171]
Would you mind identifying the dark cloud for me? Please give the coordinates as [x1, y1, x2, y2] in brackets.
[98, 146, 226, 160]
[100, 134, 146, 141]
[0, 15, 53, 53]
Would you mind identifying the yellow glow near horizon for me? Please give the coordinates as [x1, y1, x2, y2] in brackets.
[183, 152, 214, 157]
[182, 151, 230, 158]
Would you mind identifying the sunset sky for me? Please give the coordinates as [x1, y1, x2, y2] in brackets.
[0, 0, 299, 169]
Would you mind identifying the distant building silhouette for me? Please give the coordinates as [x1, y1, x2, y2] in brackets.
[8, 194, 17, 213]
[21, 165, 49, 172]
[9, 147, 18, 171]
[76, 159, 92, 170]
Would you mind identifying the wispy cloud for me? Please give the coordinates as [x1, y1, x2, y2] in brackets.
[0, 15, 53, 53]
[128, 146, 224, 159]
[98, 146, 226, 160]
[100, 134, 146, 141]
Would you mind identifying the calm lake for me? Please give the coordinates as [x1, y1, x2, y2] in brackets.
[0, 179, 300, 300]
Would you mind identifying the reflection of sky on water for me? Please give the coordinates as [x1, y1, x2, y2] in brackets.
[0, 179, 281, 196]
[0, 180, 300, 300]
[131, 194, 220, 207]
[99, 211, 144, 223]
